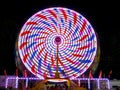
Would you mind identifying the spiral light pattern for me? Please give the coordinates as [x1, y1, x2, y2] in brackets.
[18, 7, 97, 79]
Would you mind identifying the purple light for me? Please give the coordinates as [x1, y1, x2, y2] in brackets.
[19, 77, 27, 79]
[107, 79, 110, 89]
[54, 36, 61, 45]
[88, 79, 90, 89]
[5, 78, 8, 88]
[26, 78, 28, 88]
[71, 78, 110, 89]
[78, 80, 80, 86]
[5, 76, 44, 88]
[15, 76, 18, 88]
[5, 77, 110, 89]
[97, 79, 100, 89]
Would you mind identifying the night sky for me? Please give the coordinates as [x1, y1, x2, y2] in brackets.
[0, 0, 120, 79]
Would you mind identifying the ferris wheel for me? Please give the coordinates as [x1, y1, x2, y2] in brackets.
[17, 7, 97, 79]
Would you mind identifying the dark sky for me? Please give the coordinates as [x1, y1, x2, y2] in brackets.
[0, 0, 120, 79]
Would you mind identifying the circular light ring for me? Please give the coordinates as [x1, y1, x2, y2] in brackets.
[18, 7, 97, 79]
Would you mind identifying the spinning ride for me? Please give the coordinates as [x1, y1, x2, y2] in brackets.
[17, 7, 98, 79]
